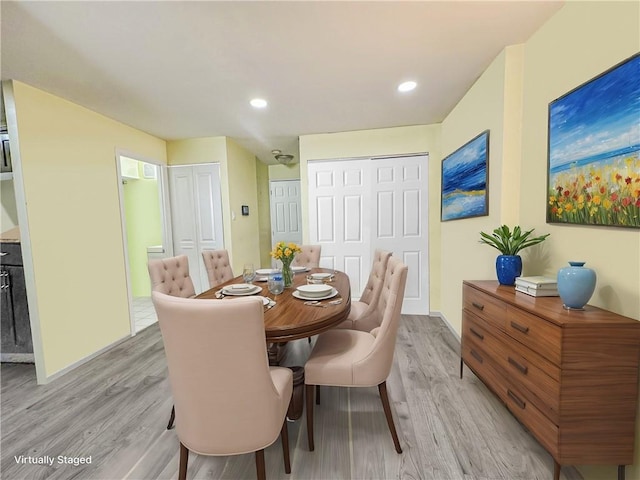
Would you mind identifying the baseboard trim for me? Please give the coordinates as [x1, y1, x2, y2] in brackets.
[430, 310, 461, 341]
[42, 333, 131, 384]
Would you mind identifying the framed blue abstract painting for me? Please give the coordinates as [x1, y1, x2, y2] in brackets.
[547, 53, 640, 228]
[441, 130, 489, 221]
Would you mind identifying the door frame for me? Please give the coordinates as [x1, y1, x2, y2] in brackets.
[115, 149, 172, 336]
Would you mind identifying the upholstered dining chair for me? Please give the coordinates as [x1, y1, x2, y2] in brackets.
[148, 255, 196, 299]
[304, 256, 408, 454]
[292, 245, 321, 268]
[152, 292, 293, 480]
[147, 255, 197, 430]
[202, 249, 234, 289]
[334, 249, 392, 332]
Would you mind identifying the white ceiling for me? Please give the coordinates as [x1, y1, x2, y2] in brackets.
[1, 1, 564, 164]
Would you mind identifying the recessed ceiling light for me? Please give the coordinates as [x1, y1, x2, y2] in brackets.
[250, 98, 268, 108]
[397, 81, 417, 93]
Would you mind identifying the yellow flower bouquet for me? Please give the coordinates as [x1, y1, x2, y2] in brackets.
[270, 241, 301, 287]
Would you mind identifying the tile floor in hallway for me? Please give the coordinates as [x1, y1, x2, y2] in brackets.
[132, 296, 157, 332]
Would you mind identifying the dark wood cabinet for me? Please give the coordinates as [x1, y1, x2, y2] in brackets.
[1, 242, 33, 361]
[461, 280, 639, 480]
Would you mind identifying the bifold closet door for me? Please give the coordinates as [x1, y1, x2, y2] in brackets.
[308, 155, 429, 314]
[168, 164, 224, 292]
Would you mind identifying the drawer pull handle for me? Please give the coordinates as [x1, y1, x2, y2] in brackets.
[471, 349, 483, 364]
[470, 327, 484, 340]
[471, 302, 484, 311]
[510, 321, 530, 334]
[507, 389, 526, 409]
[508, 357, 528, 375]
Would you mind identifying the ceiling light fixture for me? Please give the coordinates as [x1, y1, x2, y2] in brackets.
[271, 149, 296, 165]
[397, 81, 417, 93]
[250, 98, 268, 108]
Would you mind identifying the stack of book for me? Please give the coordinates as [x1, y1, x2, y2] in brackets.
[514, 276, 559, 297]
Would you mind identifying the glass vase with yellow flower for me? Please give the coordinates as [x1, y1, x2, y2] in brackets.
[270, 242, 302, 288]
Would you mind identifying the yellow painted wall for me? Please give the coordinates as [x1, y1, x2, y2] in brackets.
[166, 137, 227, 165]
[440, 47, 531, 334]
[12, 81, 166, 379]
[519, 3, 640, 479]
[225, 138, 261, 273]
[268, 163, 300, 180]
[299, 124, 442, 310]
[256, 161, 273, 268]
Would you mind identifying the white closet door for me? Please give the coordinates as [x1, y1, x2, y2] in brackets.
[371, 156, 429, 314]
[169, 164, 224, 292]
[308, 155, 429, 314]
[308, 159, 371, 297]
[270, 180, 303, 246]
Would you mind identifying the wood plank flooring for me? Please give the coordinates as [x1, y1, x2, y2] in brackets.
[1, 315, 583, 480]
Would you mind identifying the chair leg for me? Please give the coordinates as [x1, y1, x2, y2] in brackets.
[178, 442, 189, 480]
[378, 382, 402, 453]
[316, 385, 320, 405]
[281, 418, 291, 474]
[305, 384, 315, 451]
[255, 449, 266, 480]
[167, 405, 176, 430]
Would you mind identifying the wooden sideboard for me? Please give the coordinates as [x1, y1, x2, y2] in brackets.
[461, 280, 639, 480]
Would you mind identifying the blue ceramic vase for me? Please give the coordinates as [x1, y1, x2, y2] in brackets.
[557, 261, 596, 310]
[496, 255, 522, 286]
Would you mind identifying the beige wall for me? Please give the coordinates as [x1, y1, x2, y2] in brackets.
[225, 138, 261, 273]
[166, 137, 226, 165]
[519, 4, 640, 479]
[299, 124, 442, 310]
[11, 81, 167, 380]
[256, 161, 273, 268]
[268, 163, 300, 180]
[1, 178, 18, 231]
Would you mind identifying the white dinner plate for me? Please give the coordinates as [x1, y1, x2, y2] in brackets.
[256, 268, 277, 275]
[292, 288, 338, 301]
[222, 285, 262, 296]
[297, 284, 333, 298]
[255, 276, 269, 282]
[291, 266, 309, 273]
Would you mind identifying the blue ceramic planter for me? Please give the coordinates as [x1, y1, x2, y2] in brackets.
[496, 255, 522, 286]
[557, 261, 596, 309]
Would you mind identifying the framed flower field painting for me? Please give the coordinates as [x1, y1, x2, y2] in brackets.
[547, 53, 640, 228]
[441, 130, 489, 221]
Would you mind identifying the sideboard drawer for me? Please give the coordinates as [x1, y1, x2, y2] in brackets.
[463, 284, 506, 332]
[462, 340, 508, 405]
[504, 383, 559, 456]
[506, 306, 561, 366]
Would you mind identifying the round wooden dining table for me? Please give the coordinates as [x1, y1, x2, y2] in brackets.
[196, 268, 351, 420]
[196, 267, 352, 342]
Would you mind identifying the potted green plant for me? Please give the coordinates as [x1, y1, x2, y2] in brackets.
[479, 225, 550, 285]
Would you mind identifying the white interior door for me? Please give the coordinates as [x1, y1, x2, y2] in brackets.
[270, 180, 302, 246]
[371, 156, 429, 314]
[169, 164, 224, 292]
[308, 159, 371, 296]
[308, 155, 429, 314]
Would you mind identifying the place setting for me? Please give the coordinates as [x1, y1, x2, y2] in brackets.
[293, 283, 341, 307]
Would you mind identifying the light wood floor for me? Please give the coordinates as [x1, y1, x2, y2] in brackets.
[1, 315, 583, 480]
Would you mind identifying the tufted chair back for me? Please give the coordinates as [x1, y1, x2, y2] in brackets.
[148, 255, 196, 298]
[292, 245, 321, 268]
[333, 249, 392, 332]
[201, 249, 235, 289]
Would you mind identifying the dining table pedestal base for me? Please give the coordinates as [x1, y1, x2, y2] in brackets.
[286, 366, 304, 420]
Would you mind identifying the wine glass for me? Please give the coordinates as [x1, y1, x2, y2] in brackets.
[242, 264, 256, 284]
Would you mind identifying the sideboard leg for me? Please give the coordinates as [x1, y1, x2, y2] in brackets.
[618, 465, 625, 480]
[553, 460, 560, 480]
[460, 357, 464, 379]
